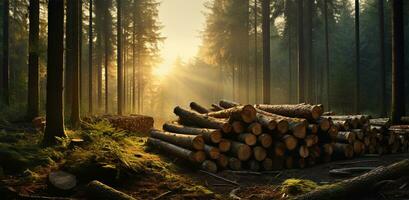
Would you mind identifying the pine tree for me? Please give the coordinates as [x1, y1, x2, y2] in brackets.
[27, 0, 39, 119]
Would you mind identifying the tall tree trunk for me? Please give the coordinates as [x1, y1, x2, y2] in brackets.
[261, 0, 270, 104]
[44, 0, 65, 145]
[79, 0, 83, 114]
[88, 0, 93, 114]
[304, 0, 313, 104]
[379, 0, 386, 117]
[355, 0, 360, 113]
[323, 0, 330, 110]
[132, 11, 136, 113]
[245, 0, 250, 104]
[254, 0, 258, 103]
[27, 0, 40, 120]
[298, 0, 305, 103]
[117, 0, 123, 115]
[97, 27, 103, 113]
[68, 0, 81, 128]
[103, 1, 110, 114]
[391, 0, 405, 124]
[286, 0, 292, 104]
[2, 0, 9, 105]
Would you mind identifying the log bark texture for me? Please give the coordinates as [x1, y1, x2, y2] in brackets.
[87, 180, 136, 200]
[255, 103, 323, 120]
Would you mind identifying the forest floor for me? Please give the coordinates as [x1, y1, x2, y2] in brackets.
[0, 120, 409, 200]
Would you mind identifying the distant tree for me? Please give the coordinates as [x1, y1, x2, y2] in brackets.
[254, 0, 259, 103]
[117, 0, 123, 115]
[355, 0, 360, 112]
[391, 0, 405, 123]
[305, 0, 313, 103]
[103, 0, 113, 113]
[95, 0, 104, 112]
[298, 0, 305, 103]
[262, 0, 270, 104]
[43, 0, 66, 145]
[1, 0, 9, 105]
[27, 0, 39, 120]
[88, 0, 93, 114]
[67, 0, 81, 128]
[379, 0, 386, 117]
[323, 0, 330, 110]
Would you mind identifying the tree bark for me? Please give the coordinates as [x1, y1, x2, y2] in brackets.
[297, 0, 305, 103]
[229, 141, 252, 161]
[43, 0, 66, 145]
[190, 102, 210, 114]
[68, 0, 81, 128]
[255, 103, 323, 121]
[117, 0, 123, 115]
[219, 99, 240, 109]
[1, 0, 9, 105]
[378, 0, 386, 117]
[355, 0, 360, 113]
[391, 0, 405, 124]
[206, 105, 257, 123]
[150, 130, 205, 151]
[262, 0, 270, 104]
[162, 123, 222, 144]
[174, 106, 232, 133]
[294, 159, 409, 200]
[27, 0, 40, 120]
[88, 0, 93, 114]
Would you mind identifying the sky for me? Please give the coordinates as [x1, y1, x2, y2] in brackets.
[155, 0, 207, 76]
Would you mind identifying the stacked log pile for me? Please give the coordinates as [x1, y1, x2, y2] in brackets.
[147, 100, 409, 173]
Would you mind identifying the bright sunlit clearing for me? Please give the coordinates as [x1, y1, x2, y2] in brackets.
[152, 63, 172, 79]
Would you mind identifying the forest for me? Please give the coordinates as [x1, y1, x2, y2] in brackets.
[0, 0, 409, 199]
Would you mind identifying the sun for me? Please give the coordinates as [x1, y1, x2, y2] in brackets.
[153, 64, 172, 79]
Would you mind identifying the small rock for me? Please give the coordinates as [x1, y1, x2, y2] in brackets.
[48, 171, 77, 191]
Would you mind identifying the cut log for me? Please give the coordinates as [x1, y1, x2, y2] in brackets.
[218, 139, 232, 153]
[297, 158, 307, 169]
[206, 105, 257, 123]
[150, 130, 205, 150]
[336, 131, 356, 144]
[273, 142, 286, 156]
[162, 123, 222, 144]
[282, 134, 298, 150]
[237, 133, 257, 146]
[294, 159, 409, 200]
[298, 145, 310, 158]
[317, 118, 331, 131]
[189, 102, 210, 114]
[204, 145, 220, 160]
[211, 104, 224, 111]
[289, 121, 307, 139]
[174, 106, 232, 133]
[228, 157, 242, 170]
[257, 112, 289, 133]
[229, 141, 252, 161]
[231, 121, 245, 134]
[217, 154, 229, 169]
[351, 129, 364, 140]
[304, 135, 315, 147]
[253, 146, 267, 161]
[147, 138, 206, 163]
[369, 118, 391, 128]
[353, 141, 365, 155]
[87, 180, 135, 200]
[285, 156, 294, 169]
[308, 124, 319, 134]
[256, 112, 278, 131]
[258, 133, 273, 148]
[333, 143, 354, 158]
[262, 158, 273, 171]
[248, 122, 262, 135]
[332, 119, 351, 131]
[48, 171, 77, 191]
[219, 100, 240, 109]
[328, 125, 339, 141]
[255, 103, 323, 121]
[201, 160, 218, 173]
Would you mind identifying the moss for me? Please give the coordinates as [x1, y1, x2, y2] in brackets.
[280, 179, 319, 196]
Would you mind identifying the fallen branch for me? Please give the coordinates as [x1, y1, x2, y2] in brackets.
[199, 170, 240, 186]
[87, 180, 136, 200]
[294, 159, 409, 200]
